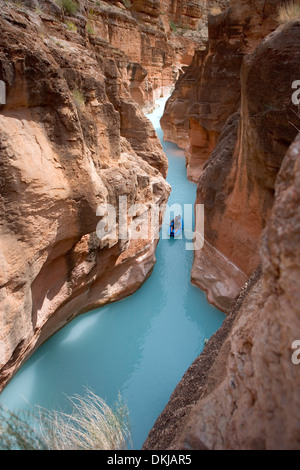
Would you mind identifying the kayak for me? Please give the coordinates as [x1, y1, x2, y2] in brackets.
[169, 216, 184, 238]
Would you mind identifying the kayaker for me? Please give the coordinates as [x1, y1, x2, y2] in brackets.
[174, 216, 181, 229]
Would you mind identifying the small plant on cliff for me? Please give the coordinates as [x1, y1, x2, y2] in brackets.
[7, 0, 24, 8]
[122, 0, 132, 8]
[169, 20, 178, 32]
[169, 19, 188, 33]
[56, 0, 79, 16]
[72, 88, 85, 109]
[0, 389, 131, 450]
[181, 23, 190, 33]
[34, 6, 44, 15]
[277, 1, 300, 23]
[65, 20, 77, 32]
[86, 22, 95, 35]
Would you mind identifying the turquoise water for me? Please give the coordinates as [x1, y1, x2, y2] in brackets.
[0, 97, 225, 449]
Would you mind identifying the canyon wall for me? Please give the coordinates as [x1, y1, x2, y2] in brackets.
[82, 0, 208, 110]
[15, 0, 209, 111]
[144, 129, 300, 450]
[193, 19, 300, 312]
[144, 3, 300, 450]
[0, 0, 173, 391]
[161, 0, 280, 175]
[162, 0, 300, 312]
[0, 0, 216, 395]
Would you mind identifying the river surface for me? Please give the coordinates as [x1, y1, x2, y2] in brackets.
[0, 97, 225, 449]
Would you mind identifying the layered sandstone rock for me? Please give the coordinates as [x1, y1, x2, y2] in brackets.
[144, 13, 300, 450]
[161, 0, 279, 181]
[160, 48, 207, 151]
[193, 20, 300, 312]
[161, 0, 299, 312]
[19, 0, 208, 111]
[144, 131, 300, 450]
[0, 2, 171, 391]
[80, 0, 207, 110]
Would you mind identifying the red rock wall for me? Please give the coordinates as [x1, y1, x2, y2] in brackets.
[145, 129, 300, 450]
[83, 0, 208, 109]
[0, 1, 172, 391]
[0, 0, 212, 395]
[143, 9, 300, 452]
[161, 0, 278, 181]
[193, 15, 300, 312]
[162, 0, 299, 312]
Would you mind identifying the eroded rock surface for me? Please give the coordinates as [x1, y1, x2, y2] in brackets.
[83, 0, 208, 110]
[193, 21, 300, 312]
[0, 1, 172, 391]
[144, 3, 300, 448]
[162, 0, 300, 312]
[144, 130, 300, 449]
[161, 0, 279, 181]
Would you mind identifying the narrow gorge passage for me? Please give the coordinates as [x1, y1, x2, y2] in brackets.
[0, 97, 225, 450]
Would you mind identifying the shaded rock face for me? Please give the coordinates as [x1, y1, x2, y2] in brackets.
[191, 112, 249, 312]
[143, 13, 300, 450]
[193, 21, 300, 312]
[144, 133, 300, 450]
[160, 48, 207, 150]
[161, 0, 279, 181]
[162, 0, 300, 312]
[0, 3, 171, 391]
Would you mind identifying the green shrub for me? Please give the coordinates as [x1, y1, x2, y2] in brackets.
[56, 0, 79, 16]
[181, 23, 190, 32]
[65, 21, 77, 32]
[0, 389, 131, 450]
[169, 20, 178, 32]
[122, 0, 132, 8]
[72, 88, 85, 109]
[87, 22, 95, 35]
[8, 0, 23, 8]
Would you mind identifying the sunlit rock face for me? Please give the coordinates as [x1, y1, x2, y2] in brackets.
[0, 2, 171, 391]
[79, 0, 209, 110]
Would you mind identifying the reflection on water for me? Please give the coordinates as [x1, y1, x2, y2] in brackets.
[0, 97, 225, 449]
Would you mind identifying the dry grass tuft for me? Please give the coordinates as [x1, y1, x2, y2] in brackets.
[0, 389, 131, 450]
[210, 6, 222, 16]
[277, 1, 300, 24]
